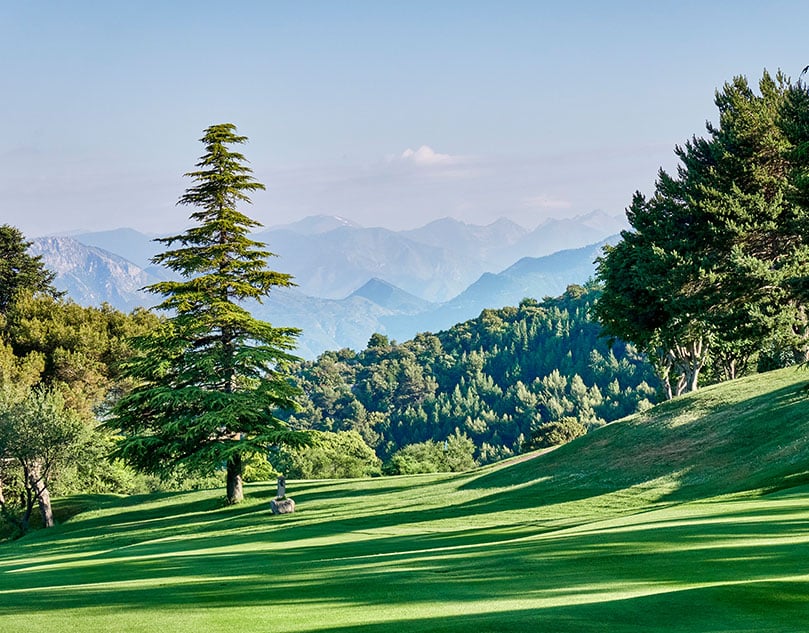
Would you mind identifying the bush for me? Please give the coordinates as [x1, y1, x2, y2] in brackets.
[524, 417, 587, 449]
[274, 431, 382, 479]
[384, 430, 477, 475]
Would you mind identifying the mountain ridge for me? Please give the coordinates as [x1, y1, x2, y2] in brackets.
[32, 213, 624, 357]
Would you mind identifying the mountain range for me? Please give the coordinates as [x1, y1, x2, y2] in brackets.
[32, 212, 625, 358]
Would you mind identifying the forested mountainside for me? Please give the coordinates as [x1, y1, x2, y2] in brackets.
[283, 285, 659, 463]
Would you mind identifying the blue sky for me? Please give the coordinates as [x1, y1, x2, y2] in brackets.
[3, 1, 808, 236]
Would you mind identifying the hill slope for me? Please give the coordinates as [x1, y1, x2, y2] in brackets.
[465, 366, 809, 503]
[2, 368, 809, 632]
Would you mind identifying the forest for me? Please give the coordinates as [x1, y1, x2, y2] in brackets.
[280, 285, 658, 472]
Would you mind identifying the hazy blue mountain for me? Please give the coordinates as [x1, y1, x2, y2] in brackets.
[516, 211, 625, 259]
[73, 228, 161, 269]
[401, 217, 528, 270]
[380, 239, 613, 343]
[246, 279, 435, 357]
[30, 236, 161, 311]
[37, 214, 622, 358]
[254, 225, 473, 302]
[69, 213, 625, 303]
[267, 214, 362, 235]
[349, 278, 434, 314]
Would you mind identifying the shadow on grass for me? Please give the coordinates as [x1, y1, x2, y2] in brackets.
[2, 493, 808, 628]
[457, 380, 809, 513]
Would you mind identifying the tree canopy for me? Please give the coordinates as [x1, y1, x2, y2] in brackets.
[282, 285, 658, 469]
[595, 70, 809, 396]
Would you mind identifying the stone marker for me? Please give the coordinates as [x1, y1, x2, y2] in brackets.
[271, 475, 295, 514]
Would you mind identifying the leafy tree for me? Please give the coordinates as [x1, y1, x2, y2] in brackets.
[0, 225, 60, 314]
[442, 428, 477, 472]
[0, 295, 157, 517]
[0, 388, 89, 534]
[524, 416, 587, 450]
[3, 294, 159, 417]
[384, 440, 446, 475]
[110, 123, 307, 504]
[384, 430, 476, 475]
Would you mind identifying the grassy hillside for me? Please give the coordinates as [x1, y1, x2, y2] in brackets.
[2, 367, 809, 632]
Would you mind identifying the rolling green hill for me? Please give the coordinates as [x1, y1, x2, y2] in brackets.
[2, 367, 809, 632]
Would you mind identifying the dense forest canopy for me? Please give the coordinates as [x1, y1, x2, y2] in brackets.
[281, 285, 659, 468]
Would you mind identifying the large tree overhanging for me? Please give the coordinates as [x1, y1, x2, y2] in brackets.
[595, 70, 809, 396]
[109, 123, 308, 504]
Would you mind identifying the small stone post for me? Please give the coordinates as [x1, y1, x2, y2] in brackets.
[271, 475, 295, 515]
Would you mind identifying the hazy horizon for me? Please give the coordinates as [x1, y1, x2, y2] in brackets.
[4, 2, 808, 238]
[31, 208, 628, 240]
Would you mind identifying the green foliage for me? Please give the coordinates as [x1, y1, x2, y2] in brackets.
[3, 294, 159, 416]
[595, 70, 809, 396]
[781, 78, 809, 347]
[273, 430, 382, 479]
[109, 124, 308, 504]
[0, 285, 159, 521]
[0, 388, 90, 534]
[384, 431, 477, 475]
[385, 440, 446, 475]
[0, 225, 60, 314]
[524, 416, 588, 449]
[442, 428, 477, 472]
[285, 285, 658, 465]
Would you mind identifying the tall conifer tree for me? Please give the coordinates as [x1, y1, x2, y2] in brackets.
[110, 124, 306, 504]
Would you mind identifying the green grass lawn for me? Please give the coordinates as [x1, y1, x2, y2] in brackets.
[2, 368, 809, 632]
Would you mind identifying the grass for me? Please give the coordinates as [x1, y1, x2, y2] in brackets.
[2, 367, 809, 631]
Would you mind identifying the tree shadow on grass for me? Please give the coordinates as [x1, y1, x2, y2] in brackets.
[457, 381, 809, 515]
[2, 499, 808, 632]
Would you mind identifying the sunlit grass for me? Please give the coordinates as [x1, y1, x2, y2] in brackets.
[2, 367, 809, 631]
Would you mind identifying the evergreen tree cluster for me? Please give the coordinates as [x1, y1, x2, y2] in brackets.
[283, 285, 658, 467]
[595, 71, 809, 396]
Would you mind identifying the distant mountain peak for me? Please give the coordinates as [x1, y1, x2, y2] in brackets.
[349, 277, 433, 313]
[271, 215, 363, 235]
[486, 216, 526, 230]
[30, 236, 159, 311]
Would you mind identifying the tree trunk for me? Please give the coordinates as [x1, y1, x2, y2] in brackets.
[28, 462, 54, 528]
[672, 338, 707, 395]
[35, 484, 54, 528]
[226, 452, 243, 505]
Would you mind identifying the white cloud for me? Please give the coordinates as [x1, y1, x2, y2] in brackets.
[399, 145, 455, 166]
[522, 194, 573, 210]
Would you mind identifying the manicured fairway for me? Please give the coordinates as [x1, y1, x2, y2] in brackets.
[2, 368, 809, 632]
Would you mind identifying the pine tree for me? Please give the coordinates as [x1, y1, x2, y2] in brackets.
[110, 123, 307, 504]
[0, 225, 60, 314]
